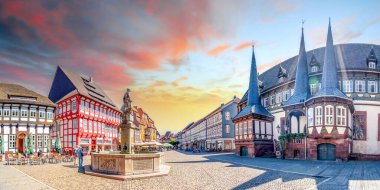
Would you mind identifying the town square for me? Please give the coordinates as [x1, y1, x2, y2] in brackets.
[1, 0, 380, 190]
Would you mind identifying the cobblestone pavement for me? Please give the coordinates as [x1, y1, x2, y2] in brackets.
[5, 151, 380, 190]
[0, 162, 51, 190]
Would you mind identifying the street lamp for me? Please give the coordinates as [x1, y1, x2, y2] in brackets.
[284, 124, 288, 134]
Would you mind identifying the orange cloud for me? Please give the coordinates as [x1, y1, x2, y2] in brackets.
[207, 44, 230, 56]
[234, 42, 254, 51]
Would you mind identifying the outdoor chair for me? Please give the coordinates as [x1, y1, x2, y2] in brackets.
[6, 154, 16, 165]
[31, 156, 40, 165]
[56, 154, 62, 163]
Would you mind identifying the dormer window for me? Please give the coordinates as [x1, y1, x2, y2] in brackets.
[311, 66, 318, 72]
[367, 47, 377, 69]
[369, 61, 376, 69]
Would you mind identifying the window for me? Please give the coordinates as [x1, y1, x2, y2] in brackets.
[21, 109, 28, 117]
[72, 100, 77, 112]
[3, 108, 10, 117]
[9, 135, 16, 148]
[343, 80, 353, 92]
[89, 120, 92, 133]
[47, 112, 53, 119]
[311, 66, 318, 72]
[369, 61, 376, 69]
[67, 103, 71, 112]
[336, 106, 346, 126]
[310, 84, 317, 95]
[368, 81, 377, 93]
[83, 120, 88, 132]
[225, 124, 230, 134]
[73, 119, 78, 129]
[282, 90, 290, 101]
[37, 135, 42, 148]
[270, 95, 275, 105]
[290, 89, 295, 96]
[276, 93, 282, 104]
[355, 80, 366, 92]
[225, 112, 230, 120]
[32, 135, 35, 147]
[263, 97, 269, 107]
[308, 108, 314, 127]
[44, 135, 49, 147]
[0, 108, 2, 116]
[11, 108, 19, 117]
[325, 105, 334, 125]
[85, 102, 89, 112]
[80, 100, 85, 111]
[315, 106, 323, 126]
[39, 111, 45, 118]
[246, 121, 252, 135]
[30, 109, 36, 118]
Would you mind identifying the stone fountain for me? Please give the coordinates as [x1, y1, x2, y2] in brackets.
[86, 89, 170, 180]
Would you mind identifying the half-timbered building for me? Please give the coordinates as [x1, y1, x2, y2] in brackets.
[0, 83, 55, 154]
[48, 66, 122, 154]
[237, 20, 380, 160]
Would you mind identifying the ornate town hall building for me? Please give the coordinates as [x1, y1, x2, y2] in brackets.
[235, 20, 380, 160]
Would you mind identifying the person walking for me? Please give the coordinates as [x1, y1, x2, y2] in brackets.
[77, 146, 84, 173]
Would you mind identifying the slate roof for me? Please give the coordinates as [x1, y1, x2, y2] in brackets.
[234, 46, 273, 121]
[283, 28, 310, 106]
[57, 66, 119, 110]
[0, 83, 55, 107]
[257, 43, 380, 94]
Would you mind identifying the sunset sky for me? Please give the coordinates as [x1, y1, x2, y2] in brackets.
[1, 0, 380, 134]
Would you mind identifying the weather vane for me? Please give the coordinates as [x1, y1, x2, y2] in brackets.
[302, 19, 305, 28]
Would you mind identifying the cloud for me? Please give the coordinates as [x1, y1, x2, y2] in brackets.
[234, 42, 254, 51]
[207, 44, 230, 56]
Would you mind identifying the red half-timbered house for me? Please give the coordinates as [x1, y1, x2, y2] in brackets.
[48, 66, 122, 154]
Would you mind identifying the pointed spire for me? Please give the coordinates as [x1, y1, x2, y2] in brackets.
[321, 19, 338, 90]
[233, 45, 273, 121]
[314, 19, 347, 98]
[283, 24, 310, 106]
[247, 45, 260, 106]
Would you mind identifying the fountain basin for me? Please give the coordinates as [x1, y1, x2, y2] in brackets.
[90, 152, 166, 176]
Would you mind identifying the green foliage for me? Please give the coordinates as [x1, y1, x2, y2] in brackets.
[278, 133, 307, 151]
[168, 140, 179, 146]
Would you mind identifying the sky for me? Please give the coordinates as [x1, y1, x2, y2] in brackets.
[1, 0, 380, 134]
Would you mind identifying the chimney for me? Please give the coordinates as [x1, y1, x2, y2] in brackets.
[89, 77, 93, 83]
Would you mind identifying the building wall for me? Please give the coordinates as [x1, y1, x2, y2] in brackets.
[0, 103, 54, 153]
[270, 109, 285, 140]
[352, 101, 380, 155]
[222, 102, 238, 139]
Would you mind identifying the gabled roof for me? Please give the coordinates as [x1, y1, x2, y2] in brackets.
[0, 83, 55, 107]
[257, 43, 380, 94]
[49, 66, 119, 110]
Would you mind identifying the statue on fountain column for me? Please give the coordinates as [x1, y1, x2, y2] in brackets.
[120, 88, 135, 154]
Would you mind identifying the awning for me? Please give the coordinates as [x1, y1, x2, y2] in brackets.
[134, 141, 163, 147]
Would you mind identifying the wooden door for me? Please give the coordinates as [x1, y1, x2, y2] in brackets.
[317, 143, 336, 161]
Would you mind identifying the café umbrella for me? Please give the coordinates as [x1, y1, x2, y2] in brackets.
[55, 136, 62, 154]
[27, 134, 34, 155]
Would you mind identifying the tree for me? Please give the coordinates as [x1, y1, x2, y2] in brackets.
[168, 140, 179, 147]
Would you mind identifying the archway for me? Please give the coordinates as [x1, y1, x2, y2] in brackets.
[240, 146, 248, 156]
[285, 110, 306, 134]
[17, 132, 27, 153]
[317, 143, 336, 161]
